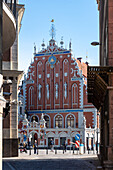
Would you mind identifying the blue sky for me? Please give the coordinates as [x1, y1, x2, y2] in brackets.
[19, 0, 99, 73]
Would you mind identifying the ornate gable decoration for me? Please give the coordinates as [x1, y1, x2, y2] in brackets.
[39, 38, 65, 53]
[47, 39, 58, 52]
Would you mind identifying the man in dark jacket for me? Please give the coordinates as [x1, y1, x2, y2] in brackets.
[63, 140, 67, 152]
[50, 138, 54, 152]
[34, 140, 38, 154]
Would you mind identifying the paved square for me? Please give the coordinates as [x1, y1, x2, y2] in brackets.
[3, 150, 100, 170]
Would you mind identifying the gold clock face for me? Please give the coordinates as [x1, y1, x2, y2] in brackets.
[48, 54, 57, 68]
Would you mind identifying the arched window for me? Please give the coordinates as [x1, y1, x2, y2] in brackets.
[55, 115, 62, 128]
[31, 116, 38, 122]
[29, 86, 34, 107]
[63, 59, 69, 65]
[72, 83, 78, 107]
[44, 115, 50, 128]
[67, 115, 74, 128]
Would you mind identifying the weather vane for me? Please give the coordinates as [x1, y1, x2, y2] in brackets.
[86, 50, 88, 61]
[50, 19, 56, 39]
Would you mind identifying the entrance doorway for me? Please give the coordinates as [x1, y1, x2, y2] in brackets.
[31, 132, 38, 146]
[48, 137, 54, 148]
[60, 137, 66, 147]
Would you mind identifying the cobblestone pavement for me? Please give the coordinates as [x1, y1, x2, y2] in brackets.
[3, 150, 100, 170]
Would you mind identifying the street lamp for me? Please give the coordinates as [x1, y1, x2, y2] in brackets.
[91, 41, 100, 46]
[91, 41, 100, 154]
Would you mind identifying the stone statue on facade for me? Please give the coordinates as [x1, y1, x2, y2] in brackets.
[83, 116, 86, 128]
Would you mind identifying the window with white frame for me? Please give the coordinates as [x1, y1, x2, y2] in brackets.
[55, 115, 62, 128]
[29, 86, 34, 107]
[67, 115, 74, 128]
[72, 83, 78, 107]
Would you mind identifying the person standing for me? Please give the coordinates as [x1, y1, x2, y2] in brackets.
[50, 138, 54, 152]
[63, 140, 67, 152]
[34, 140, 37, 154]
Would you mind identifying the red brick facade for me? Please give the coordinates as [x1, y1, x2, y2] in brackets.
[19, 38, 98, 149]
[24, 39, 96, 128]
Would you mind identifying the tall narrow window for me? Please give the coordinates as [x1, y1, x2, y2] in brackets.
[72, 83, 78, 106]
[63, 59, 69, 106]
[55, 83, 58, 100]
[67, 115, 74, 128]
[46, 84, 49, 100]
[55, 115, 62, 128]
[20, 107, 22, 114]
[29, 86, 34, 108]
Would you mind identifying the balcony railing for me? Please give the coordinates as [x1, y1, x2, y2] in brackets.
[88, 66, 113, 74]
[87, 66, 112, 109]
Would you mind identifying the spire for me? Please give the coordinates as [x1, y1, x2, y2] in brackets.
[41, 39, 45, 50]
[60, 36, 64, 48]
[69, 39, 72, 50]
[50, 19, 56, 39]
[31, 58, 32, 64]
[24, 74, 26, 80]
[34, 43, 36, 55]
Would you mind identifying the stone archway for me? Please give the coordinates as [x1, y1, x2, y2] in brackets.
[29, 131, 39, 146]
[59, 132, 67, 146]
[47, 132, 55, 147]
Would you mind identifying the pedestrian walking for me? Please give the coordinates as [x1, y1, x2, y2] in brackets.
[20, 143, 24, 153]
[23, 142, 27, 153]
[50, 138, 54, 152]
[34, 140, 38, 154]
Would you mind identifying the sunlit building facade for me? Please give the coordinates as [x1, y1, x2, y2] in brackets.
[19, 28, 99, 150]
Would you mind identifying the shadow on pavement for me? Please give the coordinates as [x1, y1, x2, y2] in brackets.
[3, 157, 100, 170]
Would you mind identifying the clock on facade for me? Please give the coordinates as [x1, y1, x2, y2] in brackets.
[48, 54, 57, 68]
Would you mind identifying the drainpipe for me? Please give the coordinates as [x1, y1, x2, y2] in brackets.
[13, 0, 16, 18]
[0, 2, 3, 170]
[0, 0, 3, 74]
